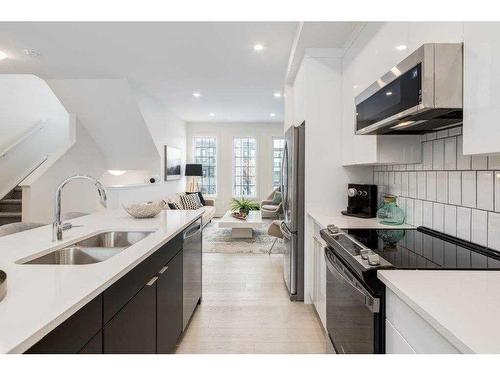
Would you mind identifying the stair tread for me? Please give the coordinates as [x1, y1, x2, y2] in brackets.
[0, 199, 22, 204]
[13, 187, 22, 192]
[0, 212, 22, 217]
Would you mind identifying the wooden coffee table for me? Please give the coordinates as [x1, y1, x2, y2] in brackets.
[218, 210, 263, 238]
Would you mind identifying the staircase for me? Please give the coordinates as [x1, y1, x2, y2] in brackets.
[0, 187, 22, 226]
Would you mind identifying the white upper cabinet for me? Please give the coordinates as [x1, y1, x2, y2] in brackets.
[463, 22, 500, 156]
[341, 22, 463, 166]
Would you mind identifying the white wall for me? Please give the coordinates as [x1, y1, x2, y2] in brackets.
[0, 74, 71, 199]
[46, 78, 160, 170]
[22, 120, 107, 224]
[186, 122, 283, 216]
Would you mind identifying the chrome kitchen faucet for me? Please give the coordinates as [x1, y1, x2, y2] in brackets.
[52, 175, 107, 241]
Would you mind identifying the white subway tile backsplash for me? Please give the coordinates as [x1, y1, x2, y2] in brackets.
[406, 198, 414, 225]
[471, 209, 488, 247]
[375, 127, 499, 250]
[432, 139, 444, 170]
[401, 172, 409, 197]
[417, 172, 426, 199]
[436, 171, 448, 203]
[456, 135, 471, 170]
[488, 155, 500, 170]
[423, 142, 433, 170]
[488, 212, 500, 251]
[423, 201, 433, 227]
[476, 171, 494, 211]
[448, 171, 462, 205]
[495, 172, 500, 212]
[426, 132, 437, 141]
[457, 207, 471, 241]
[408, 172, 417, 198]
[414, 200, 423, 226]
[472, 155, 488, 170]
[444, 137, 457, 170]
[436, 130, 449, 139]
[444, 205, 457, 236]
[433, 203, 444, 232]
[448, 127, 462, 136]
[426, 172, 437, 201]
[461, 171, 477, 208]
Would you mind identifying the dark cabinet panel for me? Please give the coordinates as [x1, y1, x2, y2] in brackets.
[78, 332, 103, 354]
[103, 280, 157, 354]
[157, 250, 183, 353]
[103, 234, 182, 322]
[26, 295, 102, 354]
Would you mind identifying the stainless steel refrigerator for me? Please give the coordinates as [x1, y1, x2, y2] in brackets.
[280, 122, 305, 301]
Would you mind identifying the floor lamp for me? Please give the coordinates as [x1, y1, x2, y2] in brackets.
[185, 163, 203, 192]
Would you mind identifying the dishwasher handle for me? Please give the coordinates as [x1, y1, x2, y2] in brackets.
[184, 221, 202, 240]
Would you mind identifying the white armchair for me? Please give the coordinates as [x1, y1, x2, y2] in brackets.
[260, 189, 283, 219]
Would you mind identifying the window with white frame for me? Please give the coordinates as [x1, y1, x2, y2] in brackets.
[233, 137, 257, 197]
[272, 138, 285, 189]
[192, 136, 217, 195]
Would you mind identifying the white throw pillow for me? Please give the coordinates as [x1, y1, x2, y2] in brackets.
[180, 193, 202, 210]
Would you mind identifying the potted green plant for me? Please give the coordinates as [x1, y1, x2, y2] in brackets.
[230, 197, 260, 215]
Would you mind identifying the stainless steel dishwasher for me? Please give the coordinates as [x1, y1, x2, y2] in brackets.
[182, 218, 203, 330]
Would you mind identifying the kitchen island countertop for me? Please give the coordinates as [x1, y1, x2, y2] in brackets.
[0, 208, 203, 354]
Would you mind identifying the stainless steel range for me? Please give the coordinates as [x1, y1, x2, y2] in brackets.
[320, 225, 500, 354]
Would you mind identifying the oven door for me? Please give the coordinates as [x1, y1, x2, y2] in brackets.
[325, 247, 383, 354]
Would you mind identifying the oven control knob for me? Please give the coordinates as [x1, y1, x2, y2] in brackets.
[368, 254, 380, 266]
[348, 188, 357, 197]
[327, 225, 339, 234]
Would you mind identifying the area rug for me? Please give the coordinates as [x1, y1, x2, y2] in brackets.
[202, 218, 285, 254]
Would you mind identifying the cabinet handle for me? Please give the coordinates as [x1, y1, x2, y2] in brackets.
[159, 266, 169, 274]
[146, 276, 158, 286]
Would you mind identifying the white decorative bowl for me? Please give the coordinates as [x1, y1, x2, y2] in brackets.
[124, 200, 166, 219]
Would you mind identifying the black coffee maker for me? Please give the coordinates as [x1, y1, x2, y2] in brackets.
[341, 184, 378, 218]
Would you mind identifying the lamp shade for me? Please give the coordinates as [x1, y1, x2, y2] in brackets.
[185, 163, 203, 177]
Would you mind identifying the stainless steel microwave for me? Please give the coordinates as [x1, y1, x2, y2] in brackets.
[355, 43, 463, 135]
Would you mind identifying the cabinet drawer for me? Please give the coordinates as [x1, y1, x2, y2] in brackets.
[103, 233, 182, 322]
[26, 295, 102, 354]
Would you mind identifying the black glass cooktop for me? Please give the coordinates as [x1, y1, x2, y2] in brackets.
[346, 227, 500, 270]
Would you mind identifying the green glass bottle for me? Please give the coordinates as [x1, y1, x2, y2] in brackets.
[376, 194, 406, 225]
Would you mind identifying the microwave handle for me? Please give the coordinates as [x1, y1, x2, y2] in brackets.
[325, 249, 380, 313]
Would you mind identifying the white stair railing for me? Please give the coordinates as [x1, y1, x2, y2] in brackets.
[0, 121, 45, 159]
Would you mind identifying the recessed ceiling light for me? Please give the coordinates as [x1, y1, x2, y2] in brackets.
[253, 43, 264, 52]
[192, 91, 201, 98]
[270, 113, 276, 118]
[353, 85, 358, 89]
[273, 92, 282, 98]
[386, 91, 393, 96]
[395, 45, 407, 51]
[0, 51, 8, 61]
[209, 113, 215, 117]
[108, 170, 126, 176]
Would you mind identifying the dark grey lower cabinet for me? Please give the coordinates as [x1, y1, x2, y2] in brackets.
[157, 250, 183, 353]
[25, 230, 197, 354]
[79, 332, 103, 354]
[103, 280, 157, 354]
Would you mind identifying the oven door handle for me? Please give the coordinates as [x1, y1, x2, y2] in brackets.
[325, 250, 380, 313]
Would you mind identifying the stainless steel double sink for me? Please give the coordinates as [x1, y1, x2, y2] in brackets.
[21, 231, 154, 265]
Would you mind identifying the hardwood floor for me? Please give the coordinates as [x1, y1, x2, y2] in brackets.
[176, 253, 326, 354]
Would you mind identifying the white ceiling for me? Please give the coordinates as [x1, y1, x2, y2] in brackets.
[0, 22, 300, 123]
[0, 22, 361, 123]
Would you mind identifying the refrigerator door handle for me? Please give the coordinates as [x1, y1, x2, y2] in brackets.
[281, 143, 289, 214]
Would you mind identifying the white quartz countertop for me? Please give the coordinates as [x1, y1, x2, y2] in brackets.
[378, 270, 500, 354]
[0, 208, 203, 354]
[308, 208, 415, 230]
